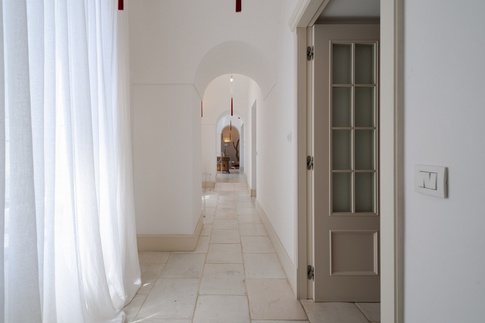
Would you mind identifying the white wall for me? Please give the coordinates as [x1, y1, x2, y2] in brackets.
[246, 80, 264, 192]
[129, 0, 298, 250]
[255, 2, 299, 265]
[404, 1, 485, 322]
[132, 84, 201, 234]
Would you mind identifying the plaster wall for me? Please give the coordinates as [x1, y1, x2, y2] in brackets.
[254, 2, 298, 265]
[404, 1, 485, 321]
[129, 0, 299, 267]
[132, 84, 201, 234]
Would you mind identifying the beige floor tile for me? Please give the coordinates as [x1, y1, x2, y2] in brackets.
[217, 206, 237, 213]
[159, 253, 205, 279]
[203, 206, 216, 216]
[218, 195, 238, 202]
[200, 263, 246, 295]
[138, 252, 171, 264]
[203, 199, 218, 208]
[218, 201, 238, 208]
[200, 224, 212, 236]
[238, 214, 261, 224]
[124, 294, 146, 322]
[237, 197, 255, 204]
[237, 207, 258, 215]
[193, 236, 210, 253]
[356, 303, 380, 322]
[203, 213, 215, 224]
[136, 279, 198, 320]
[213, 219, 239, 230]
[193, 295, 250, 323]
[300, 301, 369, 323]
[131, 319, 190, 323]
[215, 211, 238, 220]
[132, 173, 371, 323]
[140, 263, 164, 281]
[246, 279, 307, 320]
[234, 182, 248, 188]
[215, 183, 236, 191]
[206, 243, 243, 264]
[210, 229, 240, 243]
[237, 203, 255, 209]
[244, 254, 286, 278]
[137, 279, 156, 295]
[241, 236, 275, 253]
[239, 223, 267, 236]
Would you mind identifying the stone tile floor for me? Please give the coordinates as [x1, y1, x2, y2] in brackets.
[123, 172, 380, 322]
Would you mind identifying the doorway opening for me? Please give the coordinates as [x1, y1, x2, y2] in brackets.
[218, 119, 241, 174]
[200, 74, 260, 194]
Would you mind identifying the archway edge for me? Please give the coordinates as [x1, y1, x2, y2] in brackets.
[194, 40, 276, 99]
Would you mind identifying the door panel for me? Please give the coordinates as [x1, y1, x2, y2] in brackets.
[313, 24, 380, 302]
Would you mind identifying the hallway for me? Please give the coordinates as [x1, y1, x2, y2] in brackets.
[124, 173, 380, 322]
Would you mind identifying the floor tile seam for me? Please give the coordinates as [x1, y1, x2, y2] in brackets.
[153, 261, 167, 281]
[240, 219, 251, 322]
[198, 291, 248, 297]
[190, 275, 204, 323]
[245, 277, 290, 282]
[354, 303, 375, 323]
[190, 235, 209, 323]
[128, 292, 148, 322]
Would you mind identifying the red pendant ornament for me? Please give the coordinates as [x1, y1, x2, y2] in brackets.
[236, 0, 242, 12]
[200, 101, 204, 117]
[230, 121, 232, 131]
[118, 0, 124, 10]
[230, 97, 234, 116]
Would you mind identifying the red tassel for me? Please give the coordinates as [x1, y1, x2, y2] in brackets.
[118, 0, 124, 10]
[236, 0, 242, 12]
[230, 121, 232, 131]
[230, 97, 234, 116]
[200, 101, 203, 118]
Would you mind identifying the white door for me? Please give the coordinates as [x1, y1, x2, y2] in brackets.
[312, 24, 380, 302]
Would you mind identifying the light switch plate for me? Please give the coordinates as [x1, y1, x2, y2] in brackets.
[414, 165, 448, 198]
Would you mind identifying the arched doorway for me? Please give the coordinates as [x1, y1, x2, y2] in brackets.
[219, 124, 240, 172]
[200, 74, 262, 192]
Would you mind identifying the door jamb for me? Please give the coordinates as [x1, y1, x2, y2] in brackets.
[293, 0, 404, 322]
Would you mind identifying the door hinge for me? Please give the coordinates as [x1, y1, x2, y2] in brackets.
[306, 46, 314, 61]
[306, 155, 314, 170]
[307, 265, 315, 280]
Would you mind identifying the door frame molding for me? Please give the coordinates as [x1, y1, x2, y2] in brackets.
[293, 0, 404, 322]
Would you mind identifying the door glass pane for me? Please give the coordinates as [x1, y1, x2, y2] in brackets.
[355, 172, 374, 213]
[355, 44, 374, 84]
[332, 44, 351, 84]
[332, 87, 351, 127]
[333, 172, 351, 213]
[333, 130, 351, 170]
[355, 87, 374, 127]
[355, 130, 374, 170]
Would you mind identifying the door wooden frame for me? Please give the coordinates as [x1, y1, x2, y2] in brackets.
[292, 0, 404, 322]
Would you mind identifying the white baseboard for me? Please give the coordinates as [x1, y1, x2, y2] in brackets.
[255, 200, 297, 298]
[202, 181, 215, 189]
[137, 215, 203, 252]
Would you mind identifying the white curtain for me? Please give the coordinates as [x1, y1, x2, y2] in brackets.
[0, 0, 141, 322]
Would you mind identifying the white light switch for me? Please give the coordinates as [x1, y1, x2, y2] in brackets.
[414, 165, 448, 198]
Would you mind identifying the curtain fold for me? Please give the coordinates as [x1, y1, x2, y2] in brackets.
[1, 0, 141, 322]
